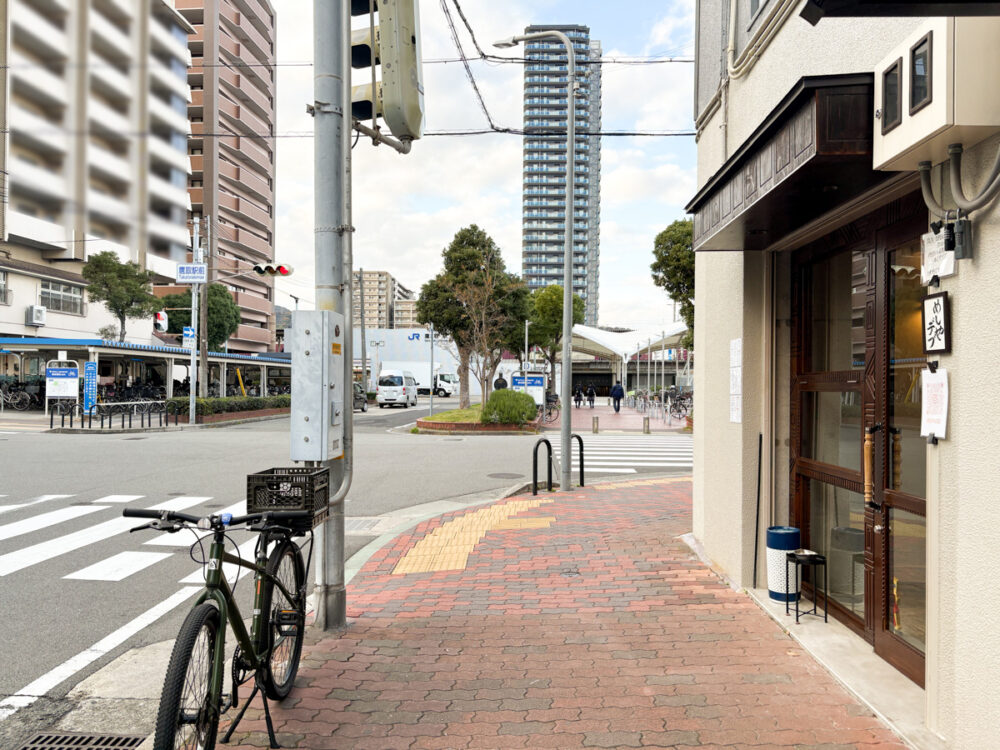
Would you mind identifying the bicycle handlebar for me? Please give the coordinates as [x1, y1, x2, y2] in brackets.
[122, 507, 313, 527]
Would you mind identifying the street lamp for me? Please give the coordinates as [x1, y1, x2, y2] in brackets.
[497, 30, 576, 493]
[524, 320, 533, 369]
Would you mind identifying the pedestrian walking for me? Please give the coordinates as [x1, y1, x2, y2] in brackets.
[574, 385, 583, 408]
[610, 380, 625, 413]
[586, 383, 596, 408]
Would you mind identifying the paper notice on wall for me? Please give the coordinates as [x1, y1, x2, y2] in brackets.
[921, 231, 955, 285]
[920, 367, 948, 439]
[729, 338, 742, 423]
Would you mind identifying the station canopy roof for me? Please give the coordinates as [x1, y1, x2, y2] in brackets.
[0, 337, 290, 365]
[566, 323, 688, 360]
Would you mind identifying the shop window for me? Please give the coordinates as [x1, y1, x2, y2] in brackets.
[910, 32, 932, 115]
[888, 507, 926, 653]
[881, 58, 902, 134]
[40, 280, 84, 315]
[807, 249, 866, 372]
[802, 391, 862, 471]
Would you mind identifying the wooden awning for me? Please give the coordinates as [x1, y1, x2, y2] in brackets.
[686, 75, 894, 252]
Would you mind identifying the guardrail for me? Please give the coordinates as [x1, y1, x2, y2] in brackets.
[48, 401, 177, 430]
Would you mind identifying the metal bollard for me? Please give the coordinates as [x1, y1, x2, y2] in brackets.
[592, 416, 599, 434]
[643, 416, 650, 434]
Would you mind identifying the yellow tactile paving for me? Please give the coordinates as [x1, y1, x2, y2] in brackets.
[392, 498, 555, 574]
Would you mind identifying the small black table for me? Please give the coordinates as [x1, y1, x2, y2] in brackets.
[785, 551, 828, 623]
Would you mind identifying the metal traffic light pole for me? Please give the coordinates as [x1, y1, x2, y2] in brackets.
[310, 0, 353, 631]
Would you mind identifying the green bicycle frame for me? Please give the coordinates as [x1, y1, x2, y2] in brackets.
[193, 530, 299, 713]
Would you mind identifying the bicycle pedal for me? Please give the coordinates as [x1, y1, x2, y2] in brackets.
[274, 609, 302, 635]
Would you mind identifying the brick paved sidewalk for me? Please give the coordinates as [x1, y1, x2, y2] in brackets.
[223, 477, 904, 749]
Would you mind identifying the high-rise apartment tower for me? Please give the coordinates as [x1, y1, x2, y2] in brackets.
[1, 0, 193, 339]
[520, 25, 602, 326]
[174, 0, 277, 353]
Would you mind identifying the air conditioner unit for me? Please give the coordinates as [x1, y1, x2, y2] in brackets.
[874, 17, 1000, 171]
[25, 305, 47, 326]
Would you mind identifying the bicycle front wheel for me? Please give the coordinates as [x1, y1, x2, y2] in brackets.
[11, 392, 30, 411]
[545, 407, 560, 423]
[257, 540, 305, 700]
[154, 602, 220, 750]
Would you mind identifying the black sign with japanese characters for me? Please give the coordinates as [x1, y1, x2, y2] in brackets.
[922, 291, 951, 355]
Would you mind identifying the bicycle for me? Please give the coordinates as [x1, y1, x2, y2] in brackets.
[0, 385, 31, 411]
[539, 395, 560, 423]
[123, 506, 313, 750]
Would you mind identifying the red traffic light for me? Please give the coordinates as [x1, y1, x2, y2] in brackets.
[153, 310, 169, 332]
[253, 263, 294, 276]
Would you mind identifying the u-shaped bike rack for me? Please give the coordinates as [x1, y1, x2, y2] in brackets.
[533, 434, 585, 494]
[532, 438, 553, 495]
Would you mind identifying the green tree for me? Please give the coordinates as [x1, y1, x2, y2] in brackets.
[417, 225, 520, 408]
[81, 251, 161, 342]
[530, 284, 585, 393]
[650, 218, 695, 347]
[159, 284, 242, 351]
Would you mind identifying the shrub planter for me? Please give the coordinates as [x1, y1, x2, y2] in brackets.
[176, 407, 290, 425]
[416, 417, 540, 434]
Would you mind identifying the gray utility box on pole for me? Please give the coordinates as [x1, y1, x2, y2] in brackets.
[290, 310, 346, 462]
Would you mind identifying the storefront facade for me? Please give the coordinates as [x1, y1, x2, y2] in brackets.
[688, 3, 1000, 746]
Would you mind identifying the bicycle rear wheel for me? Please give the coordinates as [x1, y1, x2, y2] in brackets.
[11, 391, 30, 411]
[154, 602, 220, 750]
[257, 540, 305, 700]
[545, 406, 560, 423]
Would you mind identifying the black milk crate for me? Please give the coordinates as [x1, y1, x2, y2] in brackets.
[247, 467, 330, 529]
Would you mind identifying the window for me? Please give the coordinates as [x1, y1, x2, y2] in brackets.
[881, 58, 902, 134]
[0, 271, 9, 305]
[40, 280, 84, 314]
[910, 32, 932, 115]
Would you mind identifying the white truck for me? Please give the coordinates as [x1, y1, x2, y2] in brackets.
[379, 361, 458, 397]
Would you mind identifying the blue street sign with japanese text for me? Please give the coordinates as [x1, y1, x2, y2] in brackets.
[176, 263, 207, 284]
[83, 361, 98, 412]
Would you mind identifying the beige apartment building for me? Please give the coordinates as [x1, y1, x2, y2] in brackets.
[171, 0, 276, 353]
[1, 0, 193, 345]
[351, 269, 413, 329]
[688, 2, 1000, 747]
[392, 298, 418, 328]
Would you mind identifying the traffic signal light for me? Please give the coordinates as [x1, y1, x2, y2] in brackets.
[254, 263, 294, 277]
[153, 310, 168, 332]
[351, 0, 424, 141]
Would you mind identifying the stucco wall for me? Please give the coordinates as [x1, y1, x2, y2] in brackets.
[693, 250, 748, 580]
[926, 132, 1000, 747]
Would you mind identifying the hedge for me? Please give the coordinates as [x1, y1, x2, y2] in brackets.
[166, 395, 291, 416]
[480, 389, 537, 426]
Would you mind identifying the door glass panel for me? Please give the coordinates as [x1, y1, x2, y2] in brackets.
[808, 480, 865, 617]
[889, 241, 926, 497]
[802, 391, 861, 471]
[808, 250, 866, 371]
[889, 507, 926, 653]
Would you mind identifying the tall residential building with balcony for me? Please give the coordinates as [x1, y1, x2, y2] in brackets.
[392, 298, 418, 328]
[173, 0, 276, 353]
[352, 269, 412, 329]
[521, 25, 602, 326]
[0, 0, 194, 340]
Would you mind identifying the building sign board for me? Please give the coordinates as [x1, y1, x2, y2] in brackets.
[46, 366, 79, 399]
[512, 374, 546, 406]
[176, 263, 207, 284]
[922, 292, 951, 354]
[920, 232, 955, 285]
[921, 367, 949, 439]
[83, 361, 98, 412]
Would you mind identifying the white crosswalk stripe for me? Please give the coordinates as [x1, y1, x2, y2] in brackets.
[92, 495, 145, 504]
[64, 551, 173, 581]
[0, 505, 108, 542]
[0, 496, 209, 576]
[0, 494, 74, 515]
[551, 435, 693, 474]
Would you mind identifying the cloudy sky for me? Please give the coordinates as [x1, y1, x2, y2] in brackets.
[271, 0, 696, 331]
